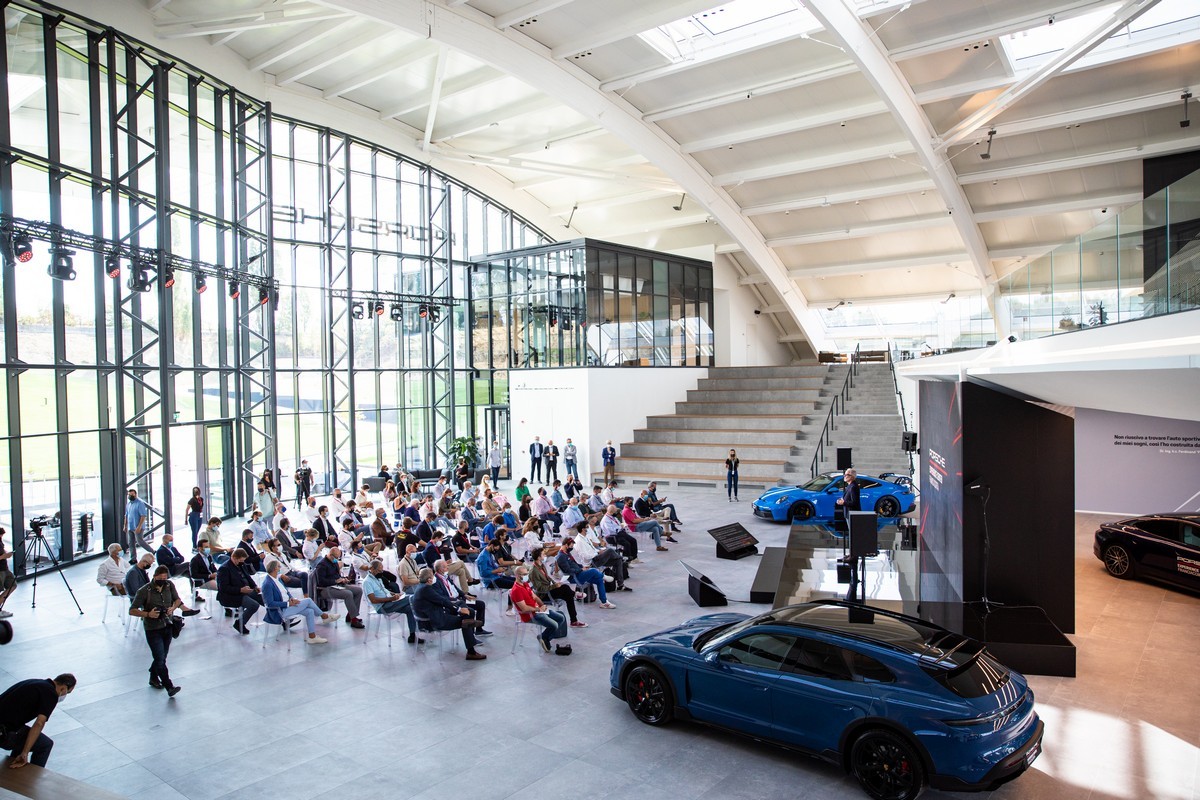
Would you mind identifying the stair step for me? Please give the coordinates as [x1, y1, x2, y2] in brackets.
[697, 378, 829, 391]
[635, 429, 800, 445]
[621, 442, 795, 460]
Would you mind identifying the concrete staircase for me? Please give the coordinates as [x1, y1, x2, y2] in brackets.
[781, 362, 910, 481]
[598, 364, 835, 490]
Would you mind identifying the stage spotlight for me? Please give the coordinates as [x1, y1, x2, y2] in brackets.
[195, 274, 207, 294]
[128, 263, 153, 293]
[389, 303, 402, 321]
[105, 255, 121, 279]
[228, 280, 240, 300]
[13, 234, 33, 263]
[47, 248, 76, 281]
[429, 306, 440, 323]
[258, 287, 269, 305]
[162, 268, 175, 289]
[418, 303, 429, 319]
[980, 128, 996, 160]
[373, 300, 385, 317]
[351, 301, 365, 320]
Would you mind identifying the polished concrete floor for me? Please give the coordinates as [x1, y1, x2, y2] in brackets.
[0, 492, 1196, 800]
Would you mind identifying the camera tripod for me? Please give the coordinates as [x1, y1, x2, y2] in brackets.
[23, 527, 83, 614]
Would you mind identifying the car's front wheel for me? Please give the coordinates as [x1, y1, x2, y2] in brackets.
[624, 664, 673, 726]
[789, 501, 815, 523]
[874, 496, 901, 518]
[1103, 544, 1135, 579]
[850, 729, 925, 800]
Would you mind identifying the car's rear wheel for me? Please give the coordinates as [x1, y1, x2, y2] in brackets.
[789, 501, 815, 523]
[875, 496, 901, 518]
[624, 665, 673, 726]
[1103, 544, 1134, 579]
[850, 729, 925, 800]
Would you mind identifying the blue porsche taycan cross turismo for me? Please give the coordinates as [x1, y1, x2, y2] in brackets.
[752, 472, 916, 523]
[611, 601, 1043, 800]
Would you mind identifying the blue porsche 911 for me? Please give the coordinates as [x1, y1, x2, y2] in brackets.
[752, 472, 916, 523]
[611, 601, 1043, 800]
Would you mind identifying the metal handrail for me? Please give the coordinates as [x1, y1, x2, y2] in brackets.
[887, 346, 916, 476]
[809, 344, 860, 480]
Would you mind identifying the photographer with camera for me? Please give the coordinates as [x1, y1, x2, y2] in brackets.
[129, 565, 197, 697]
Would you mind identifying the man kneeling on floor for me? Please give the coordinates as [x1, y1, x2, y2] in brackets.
[510, 566, 570, 655]
[412, 567, 488, 661]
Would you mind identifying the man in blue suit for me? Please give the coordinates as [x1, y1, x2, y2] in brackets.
[412, 567, 487, 661]
[261, 560, 335, 645]
[528, 436, 544, 482]
[155, 533, 189, 577]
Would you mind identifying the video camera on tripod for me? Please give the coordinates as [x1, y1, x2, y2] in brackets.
[28, 514, 55, 534]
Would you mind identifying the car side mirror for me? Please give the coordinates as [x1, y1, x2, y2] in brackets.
[704, 651, 726, 665]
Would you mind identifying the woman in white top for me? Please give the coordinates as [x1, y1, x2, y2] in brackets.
[252, 480, 278, 530]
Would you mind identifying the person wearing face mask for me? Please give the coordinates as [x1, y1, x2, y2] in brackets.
[156, 533, 189, 578]
[130, 566, 198, 697]
[124, 487, 152, 555]
[511, 565, 569, 654]
[197, 517, 230, 564]
[555, 537, 616, 609]
[189, 542, 218, 608]
[123, 553, 156, 598]
[0, 673, 76, 768]
[488, 440, 502, 484]
[315, 547, 365, 629]
[529, 547, 585, 629]
[412, 567, 487, 661]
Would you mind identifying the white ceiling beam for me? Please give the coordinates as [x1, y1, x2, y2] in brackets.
[766, 213, 952, 248]
[805, 0, 998, 299]
[495, 0, 577, 30]
[935, 0, 1164, 152]
[146, 0, 174, 11]
[742, 176, 935, 217]
[431, 94, 559, 142]
[598, 212, 713, 238]
[888, 0, 1114, 61]
[380, 66, 502, 119]
[152, 0, 314, 28]
[430, 150, 679, 190]
[322, 0, 831, 352]
[755, 304, 790, 314]
[274, 28, 395, 85]
[157, 8, 349, 39]
[487, 124, 605, 158]
[988, 242, 1066, 261]
[548, 188, 681, 216]
[548, 0, 713, 59]
[788, 252, 971, 279]
[514, 152, 649, 190]
[955, 90, 1185, 143]
[737, 274, 770, 286]
[322, 43, 432, 98]
[421, 46, 449, 152]
[642, 63, 858, 123]
[958, 131, 1200, 185]
[973, 191, 1142, 222]
[713, 140, 914, 186]
[681, 98, 888, 153]
[247, 18, 359, 72]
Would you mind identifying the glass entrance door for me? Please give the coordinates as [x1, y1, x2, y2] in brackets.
[204, 423, 234, 518]
[479, 405, 511, 480]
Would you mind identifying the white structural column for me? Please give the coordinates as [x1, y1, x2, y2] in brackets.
[804, 0, 1005, 335]
[322, 0, 831, 354]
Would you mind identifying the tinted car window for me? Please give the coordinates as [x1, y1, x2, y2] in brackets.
[857, 479, 880, 489]
[789, 639, 853, 681]
[719, 633, 797, 671]
[925, 653, 1010, 699]
[801, 476, 834, 492]
[1181, 523, 1200, 549]
[848, 651, 895, 683]
[1131, 519, 1181, 542]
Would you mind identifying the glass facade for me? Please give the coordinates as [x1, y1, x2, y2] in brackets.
[0, 5, 548, 575]
[469, 239, 714, 379]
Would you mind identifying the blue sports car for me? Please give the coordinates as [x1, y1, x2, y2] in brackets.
[752, 472, 916, 523]
[611, 601, 1043, 800]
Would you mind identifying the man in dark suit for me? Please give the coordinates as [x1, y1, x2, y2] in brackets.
[601, 440, 617, 484]
[412, 567, 486, 661]
[216, 549, 262, 634]
[236, 529, 264, 573]
[544, 440, 559, 482]
[528, 436, 544, 482]
[189, 545, 217, 607]
[313, 505, 337, 541]
[837, 468, 862, 513]
[414, 513, 438, 545]
[155, 533, 189, 577]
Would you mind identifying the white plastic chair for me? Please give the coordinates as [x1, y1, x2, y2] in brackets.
[100, 588, 128, 628]
[367, 608, 412, 650]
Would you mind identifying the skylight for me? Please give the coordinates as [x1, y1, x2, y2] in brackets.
[638, 0, 817, 63]
[1001, 0, 1200, 70]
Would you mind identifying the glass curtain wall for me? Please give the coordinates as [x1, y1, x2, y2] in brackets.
[469, 239, 713, 387]
[0, 4, 548, 576]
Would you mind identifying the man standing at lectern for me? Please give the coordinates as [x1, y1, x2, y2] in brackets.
[837, 468, 861, 513]
[528, 436, 544, 482]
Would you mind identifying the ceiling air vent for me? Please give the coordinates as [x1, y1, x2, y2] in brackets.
[962, 40, 991, 52]
[516, 17, 537, 27]
[571, 51, 592, 60]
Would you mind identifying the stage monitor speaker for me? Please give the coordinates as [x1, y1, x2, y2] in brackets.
[836, 447, 853, 470]
[681, 561, 729, 607]
[849, 511, 879, 559]
[902, 431, 918, 452]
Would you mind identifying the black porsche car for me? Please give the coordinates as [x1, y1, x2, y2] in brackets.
[1094, 513, 1200, 592]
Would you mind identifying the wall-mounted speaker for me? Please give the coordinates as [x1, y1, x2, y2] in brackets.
[902, 431, 918, 452]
